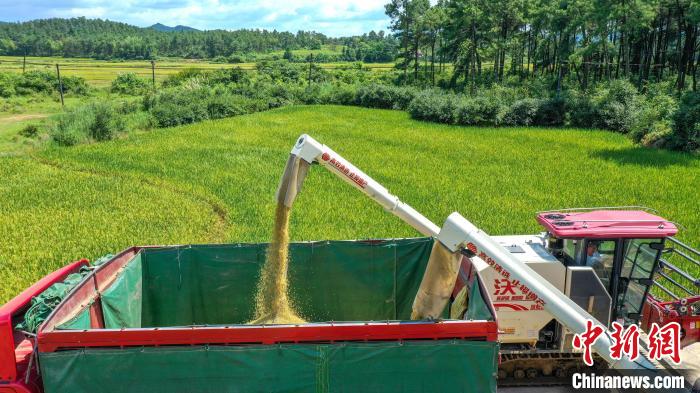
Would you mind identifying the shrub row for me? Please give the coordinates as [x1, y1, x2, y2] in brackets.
[0, 71, 89, 97]
[46, 64, 699, 152]
[405, 89, 564, 127]
[144, 85, 270, 127]
[378, 80, 692, 152]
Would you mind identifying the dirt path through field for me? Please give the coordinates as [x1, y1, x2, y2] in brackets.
[1, 114, 48, 123]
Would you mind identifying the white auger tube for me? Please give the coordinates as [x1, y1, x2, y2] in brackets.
[290, 134, 441, 237]
[289, 134, 654, 370]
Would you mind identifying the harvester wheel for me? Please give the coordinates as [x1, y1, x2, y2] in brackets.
[514, 369, 526, 379]
[526, 368, 538, 379]
[497, 369, 508, 379]
[554, 367, 567, 379]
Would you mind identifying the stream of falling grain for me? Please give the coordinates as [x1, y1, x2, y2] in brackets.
[249, 203, 305, 324]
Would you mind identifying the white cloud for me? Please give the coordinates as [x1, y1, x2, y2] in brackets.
[2, 0, 392, 36]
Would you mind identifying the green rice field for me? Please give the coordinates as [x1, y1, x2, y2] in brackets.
[0, 55, 395, 87]
[0, 105, 698, 302]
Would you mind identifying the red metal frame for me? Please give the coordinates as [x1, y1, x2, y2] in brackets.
[35, 248, 498, 353]
[642, 294, 700, 347]
[0, 259, 88, 393]
[38, 320, 498, 352]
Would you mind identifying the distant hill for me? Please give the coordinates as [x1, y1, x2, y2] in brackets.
[0, 17, 396, 62]
[149, 23, 199, 32]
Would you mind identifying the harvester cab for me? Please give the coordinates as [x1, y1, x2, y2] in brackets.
[537, 209, 678, 326]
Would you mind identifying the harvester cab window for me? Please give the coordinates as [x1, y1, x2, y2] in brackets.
[616, 239, 663, 321]
[584, 240, 616, 288]
[562, 238, 582, 265]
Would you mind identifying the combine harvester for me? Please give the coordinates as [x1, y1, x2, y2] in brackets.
[1, 134, 698, 392]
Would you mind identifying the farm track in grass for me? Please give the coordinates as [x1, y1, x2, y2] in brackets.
[31, 154, 230, 224]
[1, 105, 698, 302]
[0, 155, 228, 301]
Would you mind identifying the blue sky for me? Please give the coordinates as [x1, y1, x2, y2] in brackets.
[0, 0, 392, 37]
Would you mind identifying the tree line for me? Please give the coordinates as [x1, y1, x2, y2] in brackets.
[0, 17, 398, 62]
[386, 0, 700, 92]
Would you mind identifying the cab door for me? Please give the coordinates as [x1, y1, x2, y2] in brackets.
[615, 239, 664, 323]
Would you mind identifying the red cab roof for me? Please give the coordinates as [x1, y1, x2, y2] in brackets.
[536, 210, 678, 239]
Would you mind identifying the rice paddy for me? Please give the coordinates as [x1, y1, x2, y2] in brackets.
[0, 55, 395, 87]
[0, 105, 698, 302]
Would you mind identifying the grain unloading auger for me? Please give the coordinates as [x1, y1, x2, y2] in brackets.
[281, 133, 663, 371]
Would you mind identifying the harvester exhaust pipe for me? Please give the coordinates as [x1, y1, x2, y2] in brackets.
[287, 134, 656, 371]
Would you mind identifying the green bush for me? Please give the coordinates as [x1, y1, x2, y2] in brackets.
[640, 122, 674, 148]
[161, 68, 208, 88]
[146, 85, 266, 127]
[51, 102, 125, 146]
[256, 60, 307, 84]
[146, 88, 210, 127]
[51, 123, 84, 146]
[297, 83, 357, 106]
[91, 103, 124, 141]
[671, 92, 700, 151]
[228, 55, 245, 64]
[60, 76, 90, 95]
[252, 82, 300, 108]
[356, 84, 418, 110]
[535, 96, 566, 126]
[209, 68, 248, 85]
[630, 92, 677, 146]
[0, 71, 88, 97]
[111, 73, 150, 95]
[567, 91, 596, 128]
[591, 79, 640, 133]
[19, 124, 40, 138]
[0, 73, 17, 97]
[207, 92, 261, 118]
[407, 90, 457, 124]
[15, 70, 55, 95]
[326, 84, 358, 105]
[454, 96, 503, 126]
[355, 84, 394, 108]
[502, 98, 541, 126]
[479, 85, 522, 108]
[117, 100, 142, 114]
[298, 84, 324, 105]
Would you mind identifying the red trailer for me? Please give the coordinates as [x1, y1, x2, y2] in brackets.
[1, 239, 499, 393]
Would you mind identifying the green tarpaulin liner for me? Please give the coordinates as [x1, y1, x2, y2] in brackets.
[18, 254, 114, 333]
[98, 238, 449, 328]
[466, 276, 493, 321]
[40, 238, 498, 392]
[40, 340, 498, 393]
